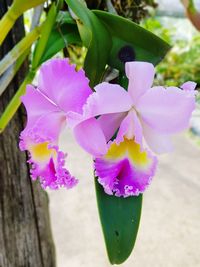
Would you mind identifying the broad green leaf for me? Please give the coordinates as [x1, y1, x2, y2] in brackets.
[95, 179, 142, 265]
[39, 23, 81, 65]
[56, 11, 76, 25]
[65, 0, 112, 86]
[94, 10, 171, 71]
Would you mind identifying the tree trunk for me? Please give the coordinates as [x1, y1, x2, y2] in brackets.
[0, 1, 56, 266]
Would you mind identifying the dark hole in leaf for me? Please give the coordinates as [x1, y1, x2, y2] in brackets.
[118, 45, 135, 63]
[115, 230, 119, 237]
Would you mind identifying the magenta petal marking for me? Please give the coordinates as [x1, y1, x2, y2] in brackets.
[20, 130, 78, 190]
[95, 139, 157, 197]
[30, 146, 78, 190]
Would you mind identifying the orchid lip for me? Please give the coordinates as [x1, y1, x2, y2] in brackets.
[95, 138, 158, 197]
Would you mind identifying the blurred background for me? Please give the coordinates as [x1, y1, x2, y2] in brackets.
[46, 1, 200, 266]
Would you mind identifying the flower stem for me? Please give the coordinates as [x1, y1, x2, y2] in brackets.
[0, 50, 29, 97]
[0, 25, 41, 76]
[0, 7, 17, 46]
[0, 70, 35, 133]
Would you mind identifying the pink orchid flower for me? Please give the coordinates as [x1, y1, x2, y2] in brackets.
[19, 58, 94, 189]
[73, 61, 196, 197]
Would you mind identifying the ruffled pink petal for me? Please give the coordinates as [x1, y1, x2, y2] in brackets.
[141, 121, 173, 154]
[21, 85, 61, 130]
[30, 145, 78, 190]
[73, 118, 108, 157]
[38, 58, 92, 113]
[136, 86, 196, 134]
[97, 112, 126, 142]
[20, 134, 78, 189]
[20, 112, 66, 149]
[83, 82, 132, 117]
[95, 138, 157, 197]
[116, 110, 143, 146]
[125, 61, 155, 104]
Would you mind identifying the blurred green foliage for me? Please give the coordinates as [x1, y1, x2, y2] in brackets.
[141, 17, 173, 44]
[156, 35, 200, 87]
[142, 16, 200, 88]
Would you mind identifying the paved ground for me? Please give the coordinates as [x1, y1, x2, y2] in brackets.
[48, 132, 200, 267]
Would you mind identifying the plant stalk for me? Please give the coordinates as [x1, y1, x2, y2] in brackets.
[0, 25, 41, 76]
[0, 70, 35, 133]
[0, 7, 17, 45]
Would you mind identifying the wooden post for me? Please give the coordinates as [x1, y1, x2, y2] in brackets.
[0, 1, 56, 266]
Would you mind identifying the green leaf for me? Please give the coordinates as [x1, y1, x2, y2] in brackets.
[56, 11, 76, 25]
[95, 178, 142, 265]
[65, 0, 112, 86]
[39, 23, 81, 65]
[94, 10, 171, 71]
[0, 70, 35, 132]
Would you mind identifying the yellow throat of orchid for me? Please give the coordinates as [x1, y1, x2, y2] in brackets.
[28, 141, 56, 163]
[105, 138, 151, 169]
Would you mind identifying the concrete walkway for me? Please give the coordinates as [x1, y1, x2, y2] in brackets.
[48, 133, 200, 267]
